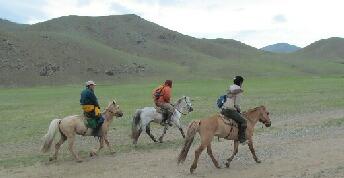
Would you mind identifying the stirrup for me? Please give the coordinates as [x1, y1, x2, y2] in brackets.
[239, 137, 247, 144]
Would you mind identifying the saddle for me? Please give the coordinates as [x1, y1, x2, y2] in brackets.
[219, 114, 240, 140]
[154, 106, 165, 114]
[83, 114, 104, 129]
[220, 114, 238, 128]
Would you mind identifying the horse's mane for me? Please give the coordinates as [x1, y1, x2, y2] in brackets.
[102, 103, 113, 115]
[174, 96, 186, 105]
[244, 105, 265, 114]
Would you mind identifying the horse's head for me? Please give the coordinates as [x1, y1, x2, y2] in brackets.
[175, 96, 193, 115]
[106, 100, 124, 117]
[257, 105, 271, 127]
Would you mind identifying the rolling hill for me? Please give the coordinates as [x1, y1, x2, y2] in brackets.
[0, 15, 343, 87]
[295, 37, 344, 60]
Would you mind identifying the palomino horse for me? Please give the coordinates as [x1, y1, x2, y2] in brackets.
[131, 96, 193, 144]
[41, 100, 123, 162]
[178, 105, 271, 173]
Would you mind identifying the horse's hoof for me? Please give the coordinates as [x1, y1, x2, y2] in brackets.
[226, 162, 230, 168]
[256, 160, 261, 163]
[190, 168, 194, 174]
[89, 152, 97, 157]
[158, 138, 163, 143]
[76, 160, 83, 163]
[49, 157, 55, 161]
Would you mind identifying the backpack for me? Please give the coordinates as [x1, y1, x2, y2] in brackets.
[152, 85, 165, 101]
[216, 95, 227, 108]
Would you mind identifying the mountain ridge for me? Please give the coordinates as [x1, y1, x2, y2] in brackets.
[0, 14, 343, 87]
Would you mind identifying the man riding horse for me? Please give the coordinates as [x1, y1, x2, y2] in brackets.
[80, 80, 104, 135]
[221, 76, 247, 144]
[153, 80, 174, 126]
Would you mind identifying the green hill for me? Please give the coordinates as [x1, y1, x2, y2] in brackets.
[0, 15, 343, 87]
[296, 37, 344, 59]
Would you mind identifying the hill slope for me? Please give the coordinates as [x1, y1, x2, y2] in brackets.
[295, 37, 344, 59]
[0, 15, 343, 87]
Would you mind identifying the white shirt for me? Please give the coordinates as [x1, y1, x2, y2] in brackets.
[223, 84, 241, 109]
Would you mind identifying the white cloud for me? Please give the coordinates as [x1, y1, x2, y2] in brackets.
[1, 0, 344, 48]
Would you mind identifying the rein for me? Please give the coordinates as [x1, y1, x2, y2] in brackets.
[175, 107, 188, 115]
[102, 107, 117, 120]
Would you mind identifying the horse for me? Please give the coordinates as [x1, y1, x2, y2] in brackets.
[177, 105, 271, 174]
[131, 96, 193, 144]
[41, 100, 123, 162]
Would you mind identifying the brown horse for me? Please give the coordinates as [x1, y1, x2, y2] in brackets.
[177, 105, 271, 173]
[41, 100, 123, 162]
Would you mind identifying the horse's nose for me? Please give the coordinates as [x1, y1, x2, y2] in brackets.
[189, 107, 193, 112]
[118, 112, 124, 117]
[265, 122, 271, 127]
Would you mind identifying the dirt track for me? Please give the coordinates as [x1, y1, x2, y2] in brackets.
[1, 110, 344, 178]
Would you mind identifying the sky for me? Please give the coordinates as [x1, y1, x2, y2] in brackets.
[0, 0, 343, 48]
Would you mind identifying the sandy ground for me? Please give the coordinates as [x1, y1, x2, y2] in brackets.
[1, 110, 344, 178]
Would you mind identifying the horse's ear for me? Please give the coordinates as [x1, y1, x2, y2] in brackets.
[112, 100, 116, 105]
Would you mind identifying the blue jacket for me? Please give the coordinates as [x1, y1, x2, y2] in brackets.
[80, 88, 99, 107]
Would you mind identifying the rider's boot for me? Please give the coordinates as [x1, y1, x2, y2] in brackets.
[160, 112, 168, 126]
[238, 124, 247, 144]
[165, 112, 173, 126]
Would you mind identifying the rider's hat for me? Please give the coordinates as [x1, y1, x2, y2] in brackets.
[85, 80, 96, 86]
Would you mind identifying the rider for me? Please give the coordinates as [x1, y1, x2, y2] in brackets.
[153, 80, 174, 126]
[80, 80, 104, 134]
[221, 76, 247, 144]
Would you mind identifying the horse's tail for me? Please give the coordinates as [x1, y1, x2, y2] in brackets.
[177, 120, 200, 164]
[131, 109, 142, 140]
[41, 119, 61, 153]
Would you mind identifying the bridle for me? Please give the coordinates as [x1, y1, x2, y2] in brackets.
[175, 97, 191, 115]
[259, 112, 270, 125]
[105, 106, 119, 116]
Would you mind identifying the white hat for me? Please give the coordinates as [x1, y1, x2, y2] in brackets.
[85, 80, 96, 86]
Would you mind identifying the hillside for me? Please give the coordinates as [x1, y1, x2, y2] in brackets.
[295, 37, 344, 59]
[261, 43, 301, 53]
[0, 15, 343, 87]
[0, 19, 27, 31]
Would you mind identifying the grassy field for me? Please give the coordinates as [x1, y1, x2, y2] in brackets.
[0, 76, 343, 168]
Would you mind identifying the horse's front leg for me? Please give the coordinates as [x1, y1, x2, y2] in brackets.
[158, 125, 168, 143]
[174, 119, 185, 138]
[179, 128, 185, 138]
[248, 138, 261, 163]
[90, 136, 105, 157]
[104, 134, 115, 154]
[226, 140, 239, 167]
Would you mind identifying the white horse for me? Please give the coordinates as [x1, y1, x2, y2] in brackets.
[131, 96, 193, 144]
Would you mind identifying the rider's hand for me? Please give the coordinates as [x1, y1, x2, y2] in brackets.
[234, 105, 241, 113]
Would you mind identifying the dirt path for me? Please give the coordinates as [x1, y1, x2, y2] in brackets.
[1, 111, 344, 178]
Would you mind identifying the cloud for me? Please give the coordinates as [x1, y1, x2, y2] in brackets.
[0, 0, 47, 23]
[0, 0, 343, 48]
[273, 14, 287, 23]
